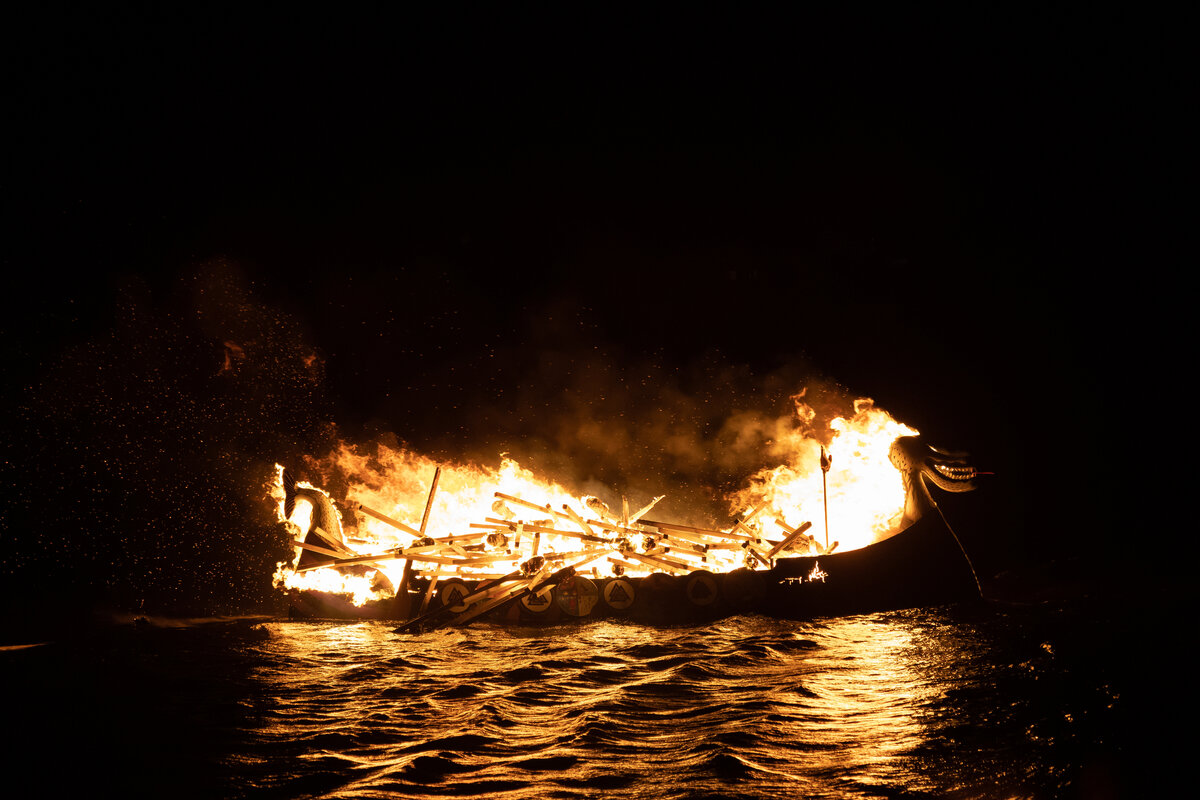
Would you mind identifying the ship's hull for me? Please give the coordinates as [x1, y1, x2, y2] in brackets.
[285, 510, 979, 625]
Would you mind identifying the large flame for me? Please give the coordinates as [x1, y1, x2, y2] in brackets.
[728, 396, 918, 553]
[272, 394, 917, 605]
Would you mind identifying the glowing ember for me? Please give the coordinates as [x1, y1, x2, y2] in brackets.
[270, 393, 917, 605]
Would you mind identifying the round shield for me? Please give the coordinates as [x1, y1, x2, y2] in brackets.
[684, 570, 719, 606]
[601, 577, 636, 611]
[436, 579, 471, 613]
[556, 575, 600, 617]
[520, 586, 555, 614]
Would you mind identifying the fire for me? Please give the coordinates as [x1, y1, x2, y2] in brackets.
[272, 561, 379, 607]
[271, 394, 918, 604]
[728, 397, 918, 552]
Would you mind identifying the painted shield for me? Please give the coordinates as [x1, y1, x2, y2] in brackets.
[684, 570, 719, 606]
[556, 575, 600, 617]
[520, 586, 555, 614]
[601, 577, 636, 611]
[437, 579, 471, 613]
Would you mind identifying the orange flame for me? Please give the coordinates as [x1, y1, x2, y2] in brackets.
[728, 396, 918, 552]
[272, 394, 917, 602]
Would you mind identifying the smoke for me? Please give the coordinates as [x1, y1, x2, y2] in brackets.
[3, 256, 877, 621]
[5, 261, 338, 618]
[336, 333, 865, 528]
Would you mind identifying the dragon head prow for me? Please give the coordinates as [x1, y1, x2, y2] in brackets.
[889, 435, 980, 524]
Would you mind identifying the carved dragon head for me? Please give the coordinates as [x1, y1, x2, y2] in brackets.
[889, 435, 980, 524]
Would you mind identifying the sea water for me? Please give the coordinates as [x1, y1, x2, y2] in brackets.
[2, 593, 1152, 799]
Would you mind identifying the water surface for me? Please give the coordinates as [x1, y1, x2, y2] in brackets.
[3, 596, 1141, 799]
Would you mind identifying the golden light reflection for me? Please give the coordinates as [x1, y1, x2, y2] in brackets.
[249, 616, 993, 797]
[760, 617, 937, 792]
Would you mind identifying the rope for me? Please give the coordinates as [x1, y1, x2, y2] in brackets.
[936, 504, 984, 599]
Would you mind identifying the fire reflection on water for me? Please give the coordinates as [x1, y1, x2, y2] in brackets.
[232, 609, 1091, 799]
[788, 619, 933, 783]
[0, 577, 1129, 800]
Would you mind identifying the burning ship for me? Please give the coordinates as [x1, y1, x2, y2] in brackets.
[272, 401, 985, 630]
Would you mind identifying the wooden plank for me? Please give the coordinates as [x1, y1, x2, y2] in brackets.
[628, 495, 665, 524]
[319, 527, 358, 556]
[768, 520, 815, 558]
[621, 550, 689, 574]
[606, 556, 642, 571]
[452, 552, 521, 566]
[560, 504, 596, 536]
[655, 534, 708, 556]
[419, 467, 442, 534]
[541, 546, 612, 565]
[730, 503, 765, 540]
[641, 547, 692, 570]
[584, 519, 656, 539]
[477, 518, 610, 545]
[652, 528, 711, 550]
[493, 492, 573, 521]
[350, 501, 424, 538]
[441, 557, 588, 629]
[446, 580, 535, 625]
[701, 541, 751, 551]
[429, 532, 487, 545]
[742, 543, 772, 569]
[638, 518, 756, 543]
[393, 570, 525, 633]
[417, 575, 440, 616]
[403, 553, 473, 566]
[291, 539, 348, 560]
[398, 465, 442, 621]
[659, 545, 709, 565]
[411, 569, 509, 580]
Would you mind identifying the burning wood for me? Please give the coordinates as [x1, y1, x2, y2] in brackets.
[769, 520, 816, 558]
[291, 538, 353, 561]
[741, 541, 773, 569]
[348, 501, 424, 539]
[560, 504, 596, 537]
[730, 504, 767, 543]
[280, 476, 834, 615]
[628, 495, 665, 524]
[474, 518, 610, 546]
[272, 401, 986, 624]
[280, 476, 838, 614]
[640, 518, 760, 544]
[649, 527, 711, 550]
[494, 491, 572, 522]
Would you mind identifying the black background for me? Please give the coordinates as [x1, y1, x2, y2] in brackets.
[3, 7, 1175, 626]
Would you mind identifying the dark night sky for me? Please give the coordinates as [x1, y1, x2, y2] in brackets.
[3, 7, 1175, 622]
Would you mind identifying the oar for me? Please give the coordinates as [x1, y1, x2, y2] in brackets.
[408, 550, 600, 633]
[444, 563, 579, 628]
[392, 569, 523, 634]
[443, 577, 543, 626]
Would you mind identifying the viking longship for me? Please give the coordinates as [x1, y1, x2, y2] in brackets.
[276, 434, 984, 631]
